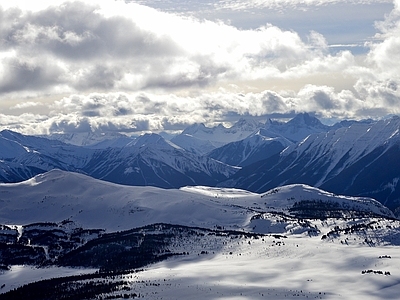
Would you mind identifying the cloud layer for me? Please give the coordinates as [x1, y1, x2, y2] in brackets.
[215, 0, 391, 10]
[0, 0, 399, 135]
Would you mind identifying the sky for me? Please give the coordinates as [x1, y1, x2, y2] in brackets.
[0, 0, 399, 135]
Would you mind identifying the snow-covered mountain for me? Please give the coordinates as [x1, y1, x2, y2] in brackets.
[84, 133, 238, 187]
[85, 135, 134, 149]
[0, 131, 237, 188]
[0, 130, 93, 182]
[207, 129, 292, 166]
[174, 113, 336, 160]
[171, 118, 264, 155]
[262, 112, 331, 143]
[2, 113, 400, 299]
[44, 131, 128, 147]
[222, 116, 400, 210]
[206, 113, 334, 167]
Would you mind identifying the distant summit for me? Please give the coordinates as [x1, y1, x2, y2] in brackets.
[171, 118, 263, 155]
[263, 113, 330, 142]
[45, 131, 127, 147]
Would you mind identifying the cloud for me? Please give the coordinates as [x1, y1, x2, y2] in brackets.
[0, 0, 400, 136]
[0, 83, 395, 136]
[0, 0, 357, 97]
[215, 0, 392, 10]
[367, 0, 400, 74]
[346, 0, 400, 113]
[9, 101, 43, 110]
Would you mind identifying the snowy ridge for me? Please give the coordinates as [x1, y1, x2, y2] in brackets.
[0, 170, 392, 233]
[85, 136, 134, 149]
[0, 135, 30, 159]
[263, 113, 330, 142]
[169, 133, 216, 155]
[183, 184, 394, 219]
[283, 117, 399, 160]
[281, 117, 400, 184]
[0, 170, 254, 231]
[259, 184, 394, 218]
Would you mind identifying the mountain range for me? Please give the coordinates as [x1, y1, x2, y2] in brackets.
[1, 113, 400, 212]
[1, 113, 400, 299]
[0, 130, 237, 188]
[223, 116, 400, 211]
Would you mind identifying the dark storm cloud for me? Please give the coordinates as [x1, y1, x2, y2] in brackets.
[260, 91, 288, 112]
[0, 56, 63, 93]
[312, 91, 337, 110]
[73, 65, 125, 90]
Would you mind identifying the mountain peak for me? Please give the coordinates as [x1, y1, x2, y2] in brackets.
[0, 129, 22, 141]
[232, 118, 262, 131]
[288, 113, 324, 127]
[131, 133, 163, 147]
[181, 123, 208, 135]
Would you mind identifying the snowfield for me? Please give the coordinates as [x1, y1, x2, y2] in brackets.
[2, 227, 400, 299]
[124, 236, 400, 300]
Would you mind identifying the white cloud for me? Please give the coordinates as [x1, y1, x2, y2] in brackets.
[0, 0, 357, 97]
[9, 101, 42, 110]
[216, 0, 392, 10]
[0, 0, 399, 135]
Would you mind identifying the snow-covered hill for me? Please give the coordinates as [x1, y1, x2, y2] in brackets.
[0, 170, 393, 232]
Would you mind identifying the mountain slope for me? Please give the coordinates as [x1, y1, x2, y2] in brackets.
[222, 117, 400, 210]
[207, 129, 292, 166]
[83, 133, 238, 188]
[0, 130, 93, 182]
[0, 131, 237, 188]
